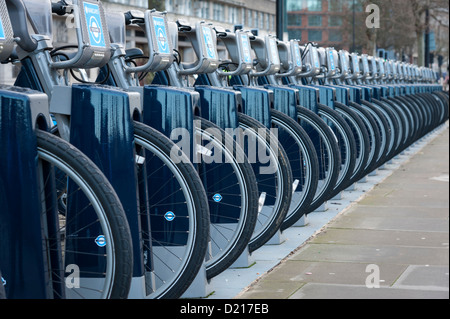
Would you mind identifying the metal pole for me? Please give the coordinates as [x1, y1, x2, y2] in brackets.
[352, 0, 356, 52]
[276, 0, 285, 40]
[424, 8, 430, 67]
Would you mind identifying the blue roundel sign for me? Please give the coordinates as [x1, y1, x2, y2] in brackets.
[83, 2, 105, 48]
[213, 194, 223, 203]
[165, 211, 176, 221]
[153, 16, 170, 54]
[95, 235, 106, 247]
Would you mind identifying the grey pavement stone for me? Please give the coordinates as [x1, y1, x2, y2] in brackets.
[254, 260, 407, 287]
[393, 265, 449, 290]
[310, 228, 449, 247]
[328, 215, 449, 233]
[291, 243, 449, 266]
[289, 283, 449, 299]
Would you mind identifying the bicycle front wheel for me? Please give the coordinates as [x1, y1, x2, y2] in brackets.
[268, 110, 319, 231]
[194, 117, 259, 279]
[133, 121, 210, 299]
[36, 129, 133, 299]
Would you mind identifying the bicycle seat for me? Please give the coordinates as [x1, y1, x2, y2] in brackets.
[124, 10, 144, 25]
[125, 48, 145, 60]
[176, 19, 192, 32]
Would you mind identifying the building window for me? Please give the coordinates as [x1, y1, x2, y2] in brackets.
[288, 14, 302, 26]
[307, 0, 323, 12]
[328, 0, 343, 12]
[329, 16, 343, 27]
[288, 29, 302, 40]
[328, 29, 343, 42]
[308, 15, 322, 26]
[213, 3, 225, 22]
[229, 6, 238, 24]
[287, 0, 304, 11]
[247, 9, 253, 28]
[308, 30, 322, 41]
[167, 0, 192, 15]
[196, 0, 210, 18]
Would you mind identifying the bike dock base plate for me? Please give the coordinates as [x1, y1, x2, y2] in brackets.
[265, 230, 286, 246]
[293, 214, 308, 227]
[181, 262, 211, 298]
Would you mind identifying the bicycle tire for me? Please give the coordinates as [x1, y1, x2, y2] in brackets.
[296, 106, 340, 212]
[36, 129, 133, 299]
[317, 104, 357, 198]
[334, 102, 371, 186]
[347, 101, 382, 176]
[370, 99, 400, 162]
[236, 113, 294, 252]
[133, 121, 210, 299]
[361, 100, 391, 168]
[193, 117, 259, 280]
[372, 99, 401, 160]
[267, 110, 319, 231]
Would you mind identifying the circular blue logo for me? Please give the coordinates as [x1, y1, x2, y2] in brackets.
[89, 16, 102, 44]
[95, 235, 106, 247]
[165, 211, 176, 222]
[213, 194, 223, 203]
[158, 29, 167, 51]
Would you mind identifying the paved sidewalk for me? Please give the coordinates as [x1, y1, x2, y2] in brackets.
[237, 125, 449, 299]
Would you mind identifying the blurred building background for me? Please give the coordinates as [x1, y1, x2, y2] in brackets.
[286, 0, 355, 50]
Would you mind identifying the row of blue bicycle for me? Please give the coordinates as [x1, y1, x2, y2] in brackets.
[0, 0, 448, 299]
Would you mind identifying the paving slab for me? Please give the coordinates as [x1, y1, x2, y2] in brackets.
[329, 205, 449, 224]
[254, 261, 406, 286]
[311, 228, 449, 247]
[288, 283, 449, 299]
[393, 265, 449, 290]
[291, 243, 449, 265]
[329, 215, 449, 233]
